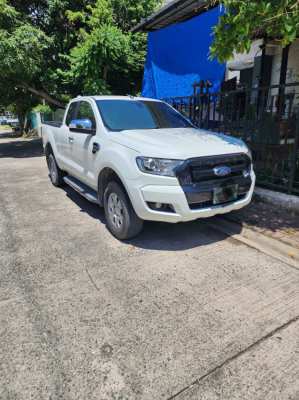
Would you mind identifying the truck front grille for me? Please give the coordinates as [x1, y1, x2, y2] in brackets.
[176, 153, 252, 209]
[177, 153, 251, 185]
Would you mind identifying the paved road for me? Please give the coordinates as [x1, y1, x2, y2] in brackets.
[0, 134, 298, 400]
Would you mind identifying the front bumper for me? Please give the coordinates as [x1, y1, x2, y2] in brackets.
[128, 171, 256, 223]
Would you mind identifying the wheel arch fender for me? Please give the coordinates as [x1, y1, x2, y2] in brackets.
[97, 165, 133, 207]
[42, 126, 59, 158]
[44, 141, 53, 157]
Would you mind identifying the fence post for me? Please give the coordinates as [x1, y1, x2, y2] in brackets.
[288, 111, 299, 194]
[189, 96, 192, 122]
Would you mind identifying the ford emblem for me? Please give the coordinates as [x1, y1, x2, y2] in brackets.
[213, 165, 232, 177]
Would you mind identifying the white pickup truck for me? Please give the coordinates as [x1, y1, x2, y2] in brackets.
[42, 96, 255, 240]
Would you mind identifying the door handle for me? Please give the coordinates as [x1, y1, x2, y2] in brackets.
[68, 136, 74, 143]
[92, 142, 100, 154]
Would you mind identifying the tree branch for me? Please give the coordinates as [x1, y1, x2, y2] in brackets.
[18, 83, 66, 108]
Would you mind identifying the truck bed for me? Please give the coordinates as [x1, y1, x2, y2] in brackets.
[42, 121, 63, 128]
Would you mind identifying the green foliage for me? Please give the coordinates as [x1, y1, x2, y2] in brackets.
[70, 25, 130, 94]
[110, 0, 162, 31]
[33, 104, 52, 113]
[0, 0, 161, 118]
[0, 24, 52, 82]
[66, 0, 161, 95]
[210, 0, 299, 62]
[0, 0, 18, 29]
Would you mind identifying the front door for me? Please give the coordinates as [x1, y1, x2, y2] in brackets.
[68, 100, 100, 187]
[54, 101, 79, 173]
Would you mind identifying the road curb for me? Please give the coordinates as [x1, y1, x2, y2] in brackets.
[255, 187, 299, 215]
[204, 216, 299, 270]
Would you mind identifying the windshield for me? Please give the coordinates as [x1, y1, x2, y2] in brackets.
[96, 99, 192, 131]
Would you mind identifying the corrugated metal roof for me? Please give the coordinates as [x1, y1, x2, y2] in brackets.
[131, 0, 214, 32]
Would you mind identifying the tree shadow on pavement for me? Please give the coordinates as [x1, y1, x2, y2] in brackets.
[0, 138, 43, 158]
[62, 184, 235, 251]
[0, 131, 22, 139]
[226, 197, 299, 236]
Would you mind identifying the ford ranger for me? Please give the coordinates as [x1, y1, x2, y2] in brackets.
[42, 96, 255, 240]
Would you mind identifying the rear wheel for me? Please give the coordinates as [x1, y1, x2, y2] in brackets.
[104, 181, 143, 240]
[47, 152, 64, 187]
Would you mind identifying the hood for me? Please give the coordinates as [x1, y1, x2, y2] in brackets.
[110, 128, 248, 159]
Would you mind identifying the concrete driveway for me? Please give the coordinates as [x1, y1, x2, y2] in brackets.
[0, 134, 298, 400]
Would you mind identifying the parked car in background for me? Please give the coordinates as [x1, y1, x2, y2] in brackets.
[7, 117, 20, 129]
[0, 116, 8, 125]
[42, 96, 255, 240]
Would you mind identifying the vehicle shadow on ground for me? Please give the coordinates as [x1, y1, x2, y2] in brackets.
[63, 184, 237, 251]
[130, 219, 233, 251]
[64, 182, 299, 250]
[63, 185, 106, 224]
[0, 137, 43, 158]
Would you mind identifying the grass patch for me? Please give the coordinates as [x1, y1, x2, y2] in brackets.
[0, 125, 11, 130]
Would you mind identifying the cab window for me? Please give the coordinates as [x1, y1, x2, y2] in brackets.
[65, 102, 78, 126]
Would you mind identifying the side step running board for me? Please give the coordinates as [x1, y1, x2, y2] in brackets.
[64, 176, 99, 204]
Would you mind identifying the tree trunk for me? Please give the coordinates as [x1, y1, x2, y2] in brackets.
[16, 111, 26, 135]
[103, 66, 108, 81]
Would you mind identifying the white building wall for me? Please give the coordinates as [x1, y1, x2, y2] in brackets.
[286, 39, 299, 84]
[226, 39, 264, 82]
[269, 39, 299, 111]
[224, 38, 299, 115]
[226, 39, 299, 86]
[270, 47, 282, 85]
[269, 40, 299, 85]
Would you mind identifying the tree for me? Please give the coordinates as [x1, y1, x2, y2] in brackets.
[210, 0, 299, 62]
[0, 0, 94, 109]
[66, 0, 161, 95]
[0, 80, 38, 132]
[0, 0, 161, 125]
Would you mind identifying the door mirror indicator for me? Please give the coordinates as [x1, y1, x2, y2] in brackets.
[69, 119, 96, 135]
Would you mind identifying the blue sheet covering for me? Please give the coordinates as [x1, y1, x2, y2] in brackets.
[142, 6, 225, 99]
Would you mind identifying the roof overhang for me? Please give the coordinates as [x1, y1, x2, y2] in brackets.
[131, 0, 216, 33]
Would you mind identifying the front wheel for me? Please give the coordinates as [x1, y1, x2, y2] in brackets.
[47, 153, 64, 187]
[104, 181, 143, 240]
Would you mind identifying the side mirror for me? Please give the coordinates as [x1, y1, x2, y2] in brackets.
[69, 119, 96, 135]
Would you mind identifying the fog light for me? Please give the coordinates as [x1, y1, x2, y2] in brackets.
[147, 202, 175, 213]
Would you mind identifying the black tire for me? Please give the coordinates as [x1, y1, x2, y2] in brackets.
[104, 181, 143, 240]
[47, 152, 64, 187]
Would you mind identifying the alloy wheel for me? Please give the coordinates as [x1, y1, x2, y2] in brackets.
[107, 192, 124, 229]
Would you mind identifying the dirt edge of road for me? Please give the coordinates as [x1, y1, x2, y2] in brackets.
[204, 217, 299, 270]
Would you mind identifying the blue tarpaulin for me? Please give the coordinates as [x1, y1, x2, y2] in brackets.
[142, 6, 225, 99]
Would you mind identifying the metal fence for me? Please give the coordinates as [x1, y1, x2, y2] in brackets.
[165, 82, 299, 195]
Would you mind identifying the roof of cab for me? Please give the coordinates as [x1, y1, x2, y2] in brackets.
[73, 95, 162, 102]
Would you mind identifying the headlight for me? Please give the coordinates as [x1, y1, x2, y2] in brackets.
[136, 157, 184, 177]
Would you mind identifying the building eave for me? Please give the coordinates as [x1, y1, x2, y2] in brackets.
[131, 0, 215, 33]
